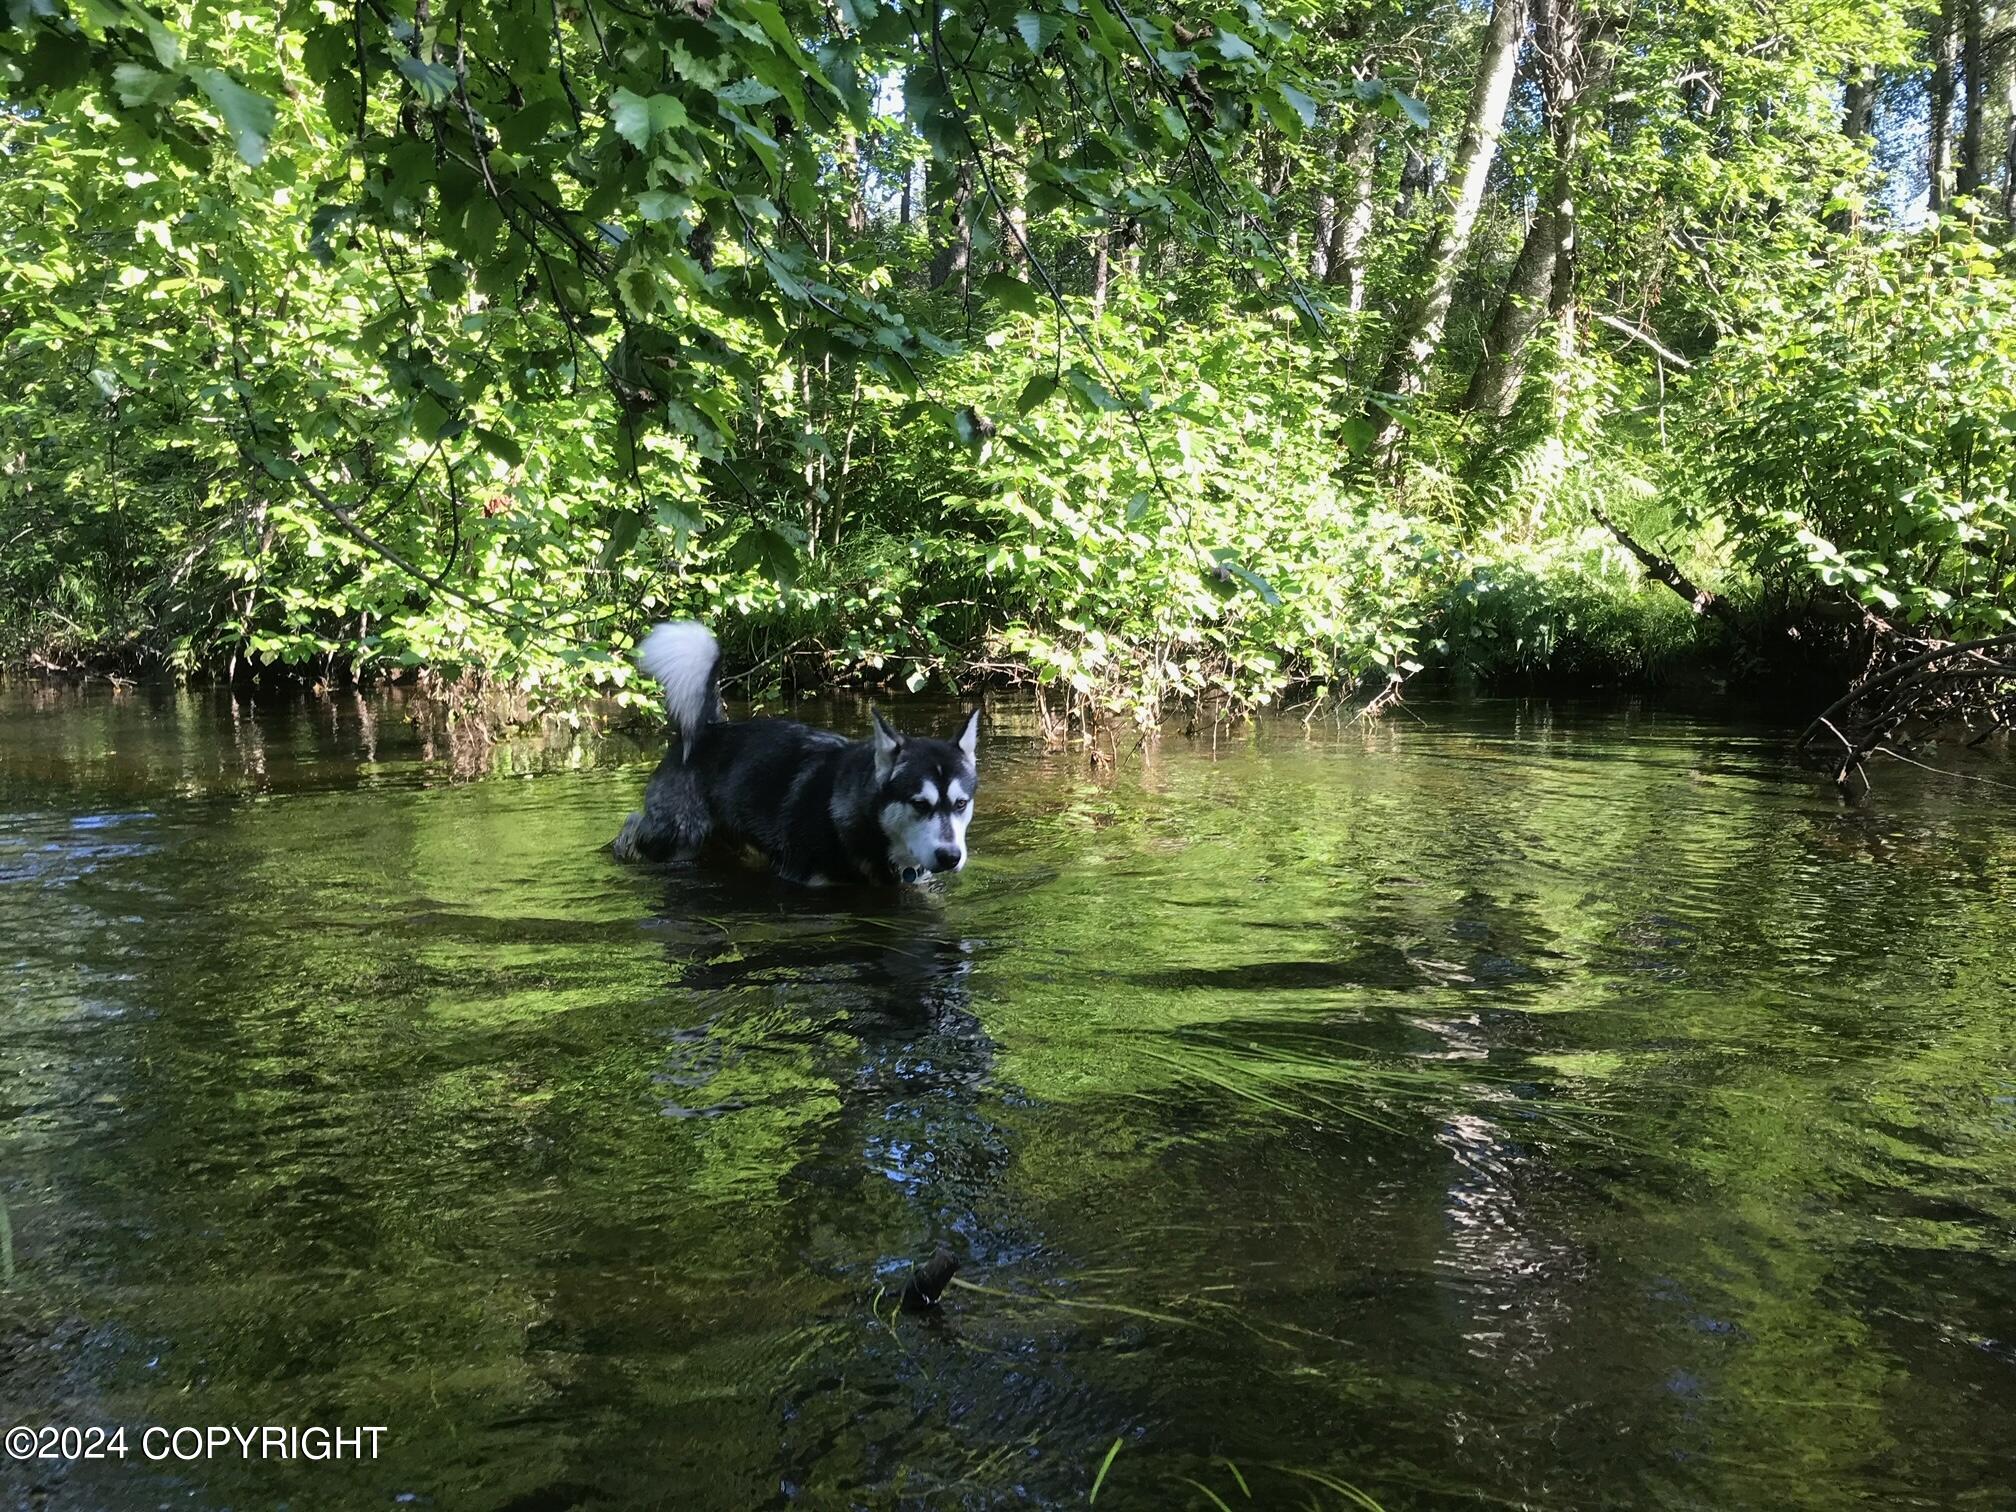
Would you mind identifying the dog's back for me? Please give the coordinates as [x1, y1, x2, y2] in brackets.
[686, 718, 878, 881]
[614, 621, 978, 885]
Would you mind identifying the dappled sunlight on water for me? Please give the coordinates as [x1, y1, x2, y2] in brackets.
[2, 683, 2013, 1508]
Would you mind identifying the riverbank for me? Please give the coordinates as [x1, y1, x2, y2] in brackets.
[0, 495, 1790, 690]
[2, 556, 1861, 743]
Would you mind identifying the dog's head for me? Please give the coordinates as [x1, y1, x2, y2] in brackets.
[871, 708, 980, 883]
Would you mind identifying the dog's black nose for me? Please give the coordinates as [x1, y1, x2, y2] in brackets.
[933, 847, 964, 873]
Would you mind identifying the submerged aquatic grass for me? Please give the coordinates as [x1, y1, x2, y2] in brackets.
[1089, 1437, 1126, 1503]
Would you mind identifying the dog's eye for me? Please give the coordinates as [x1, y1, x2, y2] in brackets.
[912, 798, 932, 813]
[951, 799, 968, 813]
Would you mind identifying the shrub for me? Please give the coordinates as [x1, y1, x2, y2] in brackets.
[1698, 225, 2016, 640]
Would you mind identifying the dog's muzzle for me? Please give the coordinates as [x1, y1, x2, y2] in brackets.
[900, 854, 964, 885]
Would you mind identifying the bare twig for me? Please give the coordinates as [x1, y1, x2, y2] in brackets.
[1589, 309, 1693, 369]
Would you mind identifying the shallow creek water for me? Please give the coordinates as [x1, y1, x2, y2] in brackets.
[1, 683, 2013, 1510]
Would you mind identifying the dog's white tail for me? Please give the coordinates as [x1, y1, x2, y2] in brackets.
[635, 621, 721, 760]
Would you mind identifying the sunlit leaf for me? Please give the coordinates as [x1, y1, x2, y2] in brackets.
[192, 68, 276, 166]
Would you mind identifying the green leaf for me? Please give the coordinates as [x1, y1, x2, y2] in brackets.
[1065, 366, 1124, 412]
[1276, 82, 1317, 129]
[1259, 88, 1303, 140]
[392, 54, 458, 107]
[1016, 373, 1059, 413]
[472, 427, 523, 466]
[616, 260, 661, 318]
[762, 251, 809, 302]
[665, 400, 727, 458]
[600, 511, 645, 568]
[1015, 11, 1066, 52]
[139, 14, 181, 68]
[743, 47, 811, 124]
[734, 0, 835, 95]
[1212, 28, 1257, 61]
[1089, 1437, 1124, 1503]
[637, 189, 690, 222]
[1286, 290, 1323, 333]
[730, 521, 806, 586]
[1391, 88, 1430, 129]
[411, 392, 455, 441]
[724, 108, 781, 178]
[610, 87, 691, 150]
[1212, 550, 1282, 604]
[668, 40, 730, 88]
[113, 62, 178, 108]
[192, 68, 277, 167]
[982, 271, 1043, 315]
[425, 259, 467, 301]
[718, 77, 781, 107]
[655, 497, 702, 540]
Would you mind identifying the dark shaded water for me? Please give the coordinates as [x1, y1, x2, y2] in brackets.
[2, 684, 2014, 1511]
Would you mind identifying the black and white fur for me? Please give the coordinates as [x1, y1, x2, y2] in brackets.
[612, 622, 979, 887]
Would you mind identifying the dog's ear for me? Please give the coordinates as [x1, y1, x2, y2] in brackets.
[870, 707, 903, 779]
[955, 707, 980, 760]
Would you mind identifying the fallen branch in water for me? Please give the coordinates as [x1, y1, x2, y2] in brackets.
[1796, 630, 2016, 793]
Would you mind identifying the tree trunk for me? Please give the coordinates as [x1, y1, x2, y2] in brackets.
[1463, 0, 1609, 420]
[1311, 193, 1335, 282]
[1328, 108, 1379, 311]
[1841, 66, 1875, 142]
[1461, 207, 1557, 416]
[1592, 506, 1734, 624]
[2004, 68, 2016, 223]
[1542, 0, 1587, 427]
[1090, 226, 1110, 313]
[1930, 0, 1958, 213]
[1959, 0, 1986, 197]
[1829, 65, 1876, 232]
[1368, 0, 1527, 457]
[926, 158, 972, 292]
[841, 128, 868, 235]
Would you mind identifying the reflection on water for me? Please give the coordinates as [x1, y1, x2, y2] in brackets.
[2, 683, 2014, 1509]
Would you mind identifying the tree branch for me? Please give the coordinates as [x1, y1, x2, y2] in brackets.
[1590, 309, 1693, 369]
[1591, 504, 1732, 622]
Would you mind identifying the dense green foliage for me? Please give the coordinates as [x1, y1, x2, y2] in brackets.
[1701, 227, 2016, 640]
[2, 0, 2012, 722]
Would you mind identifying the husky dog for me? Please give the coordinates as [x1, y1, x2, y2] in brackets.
[612, 622, 980, 886]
